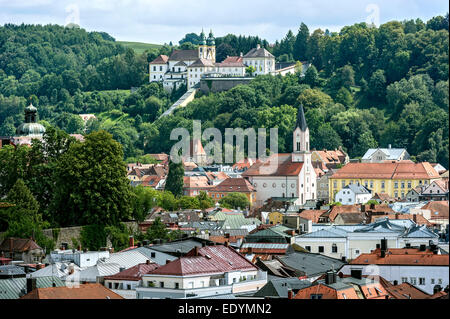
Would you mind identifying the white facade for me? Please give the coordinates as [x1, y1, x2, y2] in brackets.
[149, 63, 168, 82]
[136, 269, 266, 299]
[339, 264, 448, 295]
[335, 187, 372, 205]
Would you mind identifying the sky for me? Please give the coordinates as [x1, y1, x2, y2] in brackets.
[0, 0, 448, 44]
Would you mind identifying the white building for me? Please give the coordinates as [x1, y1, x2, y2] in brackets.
[361, 146, 410, 163]
[136, 245, 267, 299]
[338, 245, 449, 295]
[294, 218, 439, 260]
[242, 44, 275, 75]
[242, 105, 316, 206]
[149, 30, 279, 92]
[335, 183, 372, 205]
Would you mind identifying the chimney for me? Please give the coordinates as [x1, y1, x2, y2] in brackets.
[240, 52, 243, 57]
[77, 244, 82, 251]
[9, 238, 13, 259]
[287, 289, 293, 299]
[26, 278, 37, 294]
[256, 44, 261, 49]
[248, 247, 253, 255]
[370, 203, 375, 210]
[146, 260, 150, 265]
[325, 271, 337, 284]
[380, 238, 387, 252]
[194, 246, 199, 256]
[361, 205, 365, 212]
[419, 244, 426, 252]
[129, 236, 134, 248]
[388, 144, 392, 149]
[413, 214, 417, 223]
[166, 259, 171, 265]
[224, 241, 229, 247]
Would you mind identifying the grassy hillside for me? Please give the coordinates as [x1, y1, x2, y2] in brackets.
[118, 41, 162, 54]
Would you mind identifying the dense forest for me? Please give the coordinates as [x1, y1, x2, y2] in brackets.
[0, 16, 449, 168]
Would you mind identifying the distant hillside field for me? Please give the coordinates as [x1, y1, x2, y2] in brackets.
[118, 41, 163, 53]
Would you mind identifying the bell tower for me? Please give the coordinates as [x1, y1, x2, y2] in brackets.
[206, 29, 216, 63]
[292, 104, 310, 163]
[198, 29, 208, 59]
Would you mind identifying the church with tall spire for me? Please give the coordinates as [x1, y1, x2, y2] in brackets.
[242, 104, 317, 206]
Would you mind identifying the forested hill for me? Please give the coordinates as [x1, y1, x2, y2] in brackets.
[0, 17, 449, 167]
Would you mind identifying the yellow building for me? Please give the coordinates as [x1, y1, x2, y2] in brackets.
[329, 162, 441, 202]
[267, 211, 284, 225]
[208, 178, 256, 207]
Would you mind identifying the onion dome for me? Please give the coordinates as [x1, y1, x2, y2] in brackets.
[200, 29, 207, 45]
[207, 29, 215, 46]
[16, 103, 46, 137]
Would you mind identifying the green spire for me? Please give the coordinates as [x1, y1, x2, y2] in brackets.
[200, 28, 207, 45]
[207, 29, 215, 46]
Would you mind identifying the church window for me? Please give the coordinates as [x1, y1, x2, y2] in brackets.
[272, 183, 276, 188]
[297, 142, 300, 151]
[408, 181, 412, 188]
[153, 66, 156, 71]
[342, 181, 345, 187]
[160, 66, 163, 71]
[291, 183, 295, 188]
[334, 181, 337, 188]
[263, 183, 267, 188]
[282, 183, 286, 188]
[381, 181, 385, 188]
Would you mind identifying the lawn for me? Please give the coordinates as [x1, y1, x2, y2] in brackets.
[118, 41, 163, 54]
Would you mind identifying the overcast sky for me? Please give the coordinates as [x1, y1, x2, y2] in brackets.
[0, 0, 448, 44]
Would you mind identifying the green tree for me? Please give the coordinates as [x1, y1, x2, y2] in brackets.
[303, 65, 320, 87]
[293, 22, 310, 61]
[219, 192, 250, 209]
[196, 191, 215, 210]
[246, 66, 256, 77]
[165, 160, 185, 198]
[51, 130, 133, 227]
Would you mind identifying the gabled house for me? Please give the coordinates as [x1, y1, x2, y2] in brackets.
[420, 180, 449, 201]
[361, 146, 410, 163]
[334, 183, 372, 205]
[103, 261, 160, 299]
[136, 244, 267, 299]
[0, 238, 44, 264]
[20, 283, 124, 299]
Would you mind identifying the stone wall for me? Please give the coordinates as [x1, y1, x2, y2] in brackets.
[42, 221, 139, 249]
[200, 78, 252, 93]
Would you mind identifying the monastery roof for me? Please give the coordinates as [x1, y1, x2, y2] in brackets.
[169, 50, 198, 61]
[362, 148, 407, 160]
[243, 47, 274, 59]
[216, 56, 245, 67]
[149, 55, 169, 64]
[330, 162, 440, 180]
[189, 58, 215, 68]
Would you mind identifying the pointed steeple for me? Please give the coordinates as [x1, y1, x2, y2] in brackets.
[295, 104, 308, 131]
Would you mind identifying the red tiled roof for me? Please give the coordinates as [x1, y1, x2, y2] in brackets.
[385, 283, 431, 299]
[294, 284, 359, 299]
[183, 176, 211, 189]
[104, 262, 160, 281]
[20, 283, 124, 299]
[351, 248, 450, 266]
[328, 205, 361, 221]
[313, 149, 347, 164]
[210, 178, 255, 193]
[232, 157, 260, 171]
[331, 162, 440, 180]
[149, 55, 169, 64]
[242, 154, 304, 177]
[298, 210, 328, 223]
[216, 56, 245, 67]
[421, 201, 449, 220]
[0, 238, 42, 253]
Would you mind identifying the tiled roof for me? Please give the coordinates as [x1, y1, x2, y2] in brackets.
[385, 282, 431, 299]
[148, 245, 257, 276]
[313, 149, 347, 164]
[20, 283, 124, 299]
[298, 210, 328, 223]
[232, 157, 260, 171]
[253, 277, 312, 298]
[103, 262, 160, 281]
[210, 178, 255, 193]
[335, 213, 365, 224]
[328, 205, 361, 221]
[216, 56, 245, 67]
[370, 213, 432, 226]
[149, 55, 169, 64]
[0, 238, 42, 253]
[240, 243, 289, 254]
[183, 176, 211, 189]
[421, 201, 449, 220]
[351, 248, 449, 266]
[342, 183, 371, 195]
[169, 50, 198, 61]
[242, 154, 304, 177]
[330, 162, 440, 179]
[188, 58, 215, 68]
[243, 47, 274, 58]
